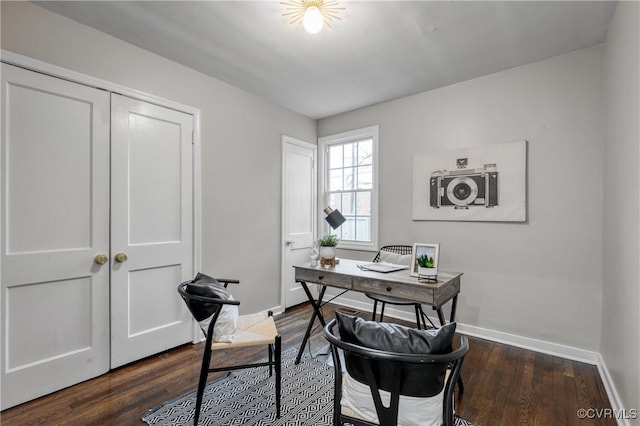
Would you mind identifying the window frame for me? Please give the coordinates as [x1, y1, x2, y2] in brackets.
[318, 125, 379, 252]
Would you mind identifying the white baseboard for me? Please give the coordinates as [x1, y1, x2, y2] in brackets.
[456, 323, 600, 365]
[595, 354, 635, 426]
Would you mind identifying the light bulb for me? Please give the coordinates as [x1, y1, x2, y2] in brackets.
[303, 6, 324, 34]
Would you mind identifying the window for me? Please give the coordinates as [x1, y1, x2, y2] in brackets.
[319, 126, 378, 251]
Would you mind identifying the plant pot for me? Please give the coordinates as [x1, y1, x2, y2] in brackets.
[418, 266, 437, 279]
[319, 246, 336, 261]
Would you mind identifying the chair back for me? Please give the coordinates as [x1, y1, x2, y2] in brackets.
[324, 318, 468, 426]
[372, 245, 413, 262]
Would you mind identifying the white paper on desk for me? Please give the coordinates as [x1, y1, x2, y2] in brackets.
[356, 262, 409, 273]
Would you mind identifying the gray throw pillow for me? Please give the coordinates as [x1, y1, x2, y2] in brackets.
[335, 311, 456, 397]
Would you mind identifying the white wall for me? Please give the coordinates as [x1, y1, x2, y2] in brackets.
[319, 47, 605, 351]
[0, 2, 317, 314]
[602, 1, 640, 419]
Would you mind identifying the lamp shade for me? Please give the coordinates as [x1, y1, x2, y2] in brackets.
[324, 207, 346, 229]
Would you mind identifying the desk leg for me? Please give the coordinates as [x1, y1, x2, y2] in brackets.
[448, 294, 464, 392]
[434, 294, 459, 326]
[295, 282, 327, 365]
[434, 294, 464, 393]
[449, 294, 459, 323]
[435, 306, 446, 326]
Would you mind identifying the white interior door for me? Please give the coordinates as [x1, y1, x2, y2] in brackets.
[1, 64, 110, 409]
[110, 94, 194, 367]
[282, 136, 316, 308]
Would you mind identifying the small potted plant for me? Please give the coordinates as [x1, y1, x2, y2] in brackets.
[417, 254, 437, 279]
[318, 234, 339, 267]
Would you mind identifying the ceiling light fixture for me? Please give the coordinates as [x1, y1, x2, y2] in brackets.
[282, 0, 344, 34]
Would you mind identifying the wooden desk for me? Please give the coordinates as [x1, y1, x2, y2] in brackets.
[294, 259, 462, 364]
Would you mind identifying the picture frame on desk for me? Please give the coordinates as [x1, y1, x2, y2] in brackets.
[411, 243, 440, 279]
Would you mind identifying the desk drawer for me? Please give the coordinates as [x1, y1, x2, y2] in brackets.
[354, 278, 434, 304]
[295, 268, 351, 290]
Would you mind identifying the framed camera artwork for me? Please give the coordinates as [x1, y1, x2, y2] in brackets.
[412, 140, 527, 222]
[410, 243, 440, 279]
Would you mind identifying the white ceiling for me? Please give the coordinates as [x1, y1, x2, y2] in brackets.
[35, 1, 617, 119]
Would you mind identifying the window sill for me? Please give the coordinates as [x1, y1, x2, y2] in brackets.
[337, 242, 378, 252]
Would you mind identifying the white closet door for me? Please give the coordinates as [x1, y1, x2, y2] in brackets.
[110, 94, 193, 367]
[0, 63, 110, 409]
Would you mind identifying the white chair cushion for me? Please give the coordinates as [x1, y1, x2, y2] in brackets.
[341, 371, 444, 426]
[211, 296, 239, 342]
[197, 294, 239, 343]
[379, 250, 412, 266]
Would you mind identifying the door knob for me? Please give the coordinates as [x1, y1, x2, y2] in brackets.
[114, 252, 128, 263]
[285, 240, 294, 246]
[94, 254, 108, 265]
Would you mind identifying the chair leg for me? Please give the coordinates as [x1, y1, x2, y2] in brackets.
[379, 302, 386, 321]
[194, 344, 212, 426]
[268, 343, 273, 377]
[274, 335, 282, 418]
[371, 300, 378, 321]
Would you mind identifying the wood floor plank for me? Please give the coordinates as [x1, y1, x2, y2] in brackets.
[0, 303, 615, 425]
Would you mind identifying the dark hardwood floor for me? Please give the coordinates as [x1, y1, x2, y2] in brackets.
[1, 303, 614, 426]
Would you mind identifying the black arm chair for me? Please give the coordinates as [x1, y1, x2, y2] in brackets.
[365, 245, 434, 329]
[324, 319, 468, 426]
[178, 278, 282, 426]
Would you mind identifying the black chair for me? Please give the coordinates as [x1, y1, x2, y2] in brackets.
[365, 245, 433, 329]
[178, 276, 281, 425]
[324, 317, 468, 426]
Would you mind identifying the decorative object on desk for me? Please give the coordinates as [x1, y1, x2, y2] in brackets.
[417, 254, 436, 276]
[412, 140, 527, 222]
[323, 206, 346, 229]
[411, 243, 440, 280]
[318, 233, 338, 267]
[309, 240, 320, 267]
[321, 207, 345, 267]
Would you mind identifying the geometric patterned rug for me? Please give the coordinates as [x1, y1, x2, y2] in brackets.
[141, 347, 474, 426]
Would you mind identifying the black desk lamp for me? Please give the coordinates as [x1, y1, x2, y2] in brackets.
[324, 207, 346, 230]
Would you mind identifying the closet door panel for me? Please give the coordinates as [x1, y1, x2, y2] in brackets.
[0, 63, 110, 409]
[128, 113, 182, 244]
[110, 94, 193, 368]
